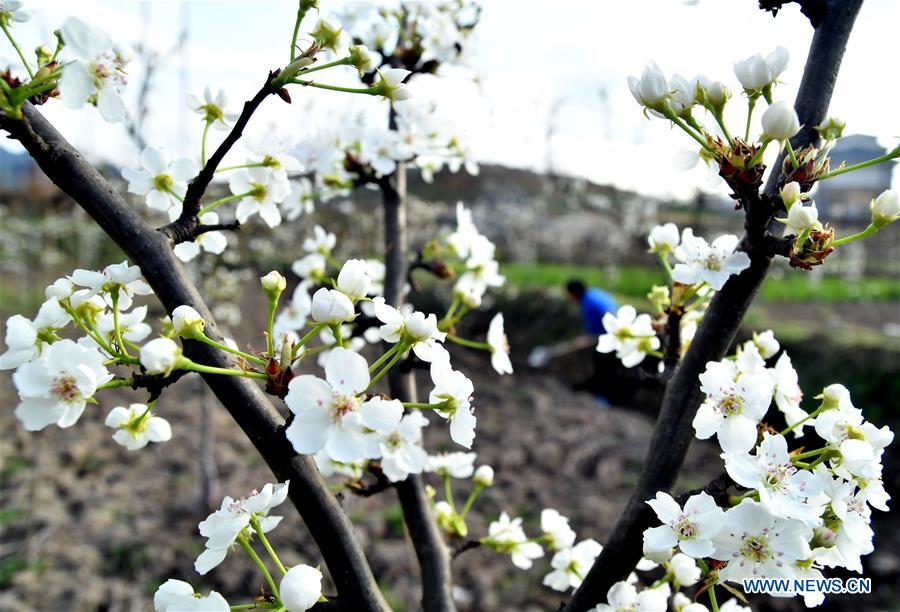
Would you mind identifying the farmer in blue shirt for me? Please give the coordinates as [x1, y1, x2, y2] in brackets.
[566, 280, 618, 334]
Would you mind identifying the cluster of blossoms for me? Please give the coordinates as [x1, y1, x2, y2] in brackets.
[153, 481, 325, 611]
[597, 222, 741, 369]
[622, 331, 893, 609]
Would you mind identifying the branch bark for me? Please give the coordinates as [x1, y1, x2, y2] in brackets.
[1, 103, 388, 612]
[562, 1, 862, 609]
[380, 162, 457, 612]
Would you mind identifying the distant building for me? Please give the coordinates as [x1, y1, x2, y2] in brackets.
[814, 134, 895, 222]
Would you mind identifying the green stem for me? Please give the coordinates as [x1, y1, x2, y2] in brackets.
[201, 119, 212, 166]
[330, 324, 344, 348]
[747, 139, 770, 167]
[238, 537, 279, 599]
[215, 162, 269, 174]
[296, 57, 352, 77]
[251, 517, 287, 576]
[657, 252, 673, 280]
[458, 484, 483, 520]
[110, 290, 131, 357]
[713, 109, 734, 146]
[1, 22, 35, 79]
[780, 404, 825, 436]
[368, 343, 401, 372]
[288, 79, 377, 95]
[198, 191, 254, 216]
[708, 583, 719, 612]
[832, 223, 879, 247]
[180, 359, 268, 380]
[667, 112, 713, 152]
[785, 139, 799, 168]
[296, 323, 327, 350]
[445, 334, 491, 351]
[818, 146, 900, 180]
[791, 447, 829, 461]
[266, 302, 278, 357]
[195, 334, 266, 365]
[367, 347, 405, 390]
[289, 0, 313, 61]
[744, 96, 757, 141]
[98, 378, 134, 390]
[444, 473, 456, 513]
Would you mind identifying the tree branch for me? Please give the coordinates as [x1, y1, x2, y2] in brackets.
[380, 161, 457, 612]
[158, 71, 281, 244]
[0, 102, 389, 612]
[562, 2, 862, 609]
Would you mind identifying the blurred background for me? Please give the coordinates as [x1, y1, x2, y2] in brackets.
[1, 1, 898, 610]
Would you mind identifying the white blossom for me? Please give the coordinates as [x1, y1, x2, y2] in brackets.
[153, 580, 229, 611]
[647, 223, 680, 254]
[543, 539, 602, 591]
[279, 564, 323, 612]
[596, 305, 660, 368]
[336, 259, 372, 300]
[628, 61, 670, 110]
[0, 299, 71, 369]
[485, 512, 544, 569]
[590, 581, 670, 612]
[429, 361, 476, 448]
[425, 451, 476, 479]
[761, 100, 801, 143]
[672, 229, 750, 291]
[643, 491, 725, 558]
[377, 67, 412, 102]
[734, 46, 788, 93]
[541, 508, 577, 551]
[122, 147, 197, 215]
[140, 337, 182, 375]
[311, 288, 356, 325]
[105, 403, 172, 450]
[186, 86, 236, 130]
[870, 188, 899, 227]
[228, 166, 290, 227]
[379, 411, 429, 482]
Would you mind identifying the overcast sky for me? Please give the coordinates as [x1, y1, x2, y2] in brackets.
[3, 0, 898, 199]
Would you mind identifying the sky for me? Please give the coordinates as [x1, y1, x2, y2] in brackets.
[2, 0, 898, 199]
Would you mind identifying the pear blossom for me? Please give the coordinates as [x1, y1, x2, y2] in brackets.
[282, 178, 316, 221]
[590, 581, 670, 612]
[596, 305, 660, 368]
[310, 288, 355, 325]
[446, 202, 480, 259]
[88, 305, 152, 348]
[712, 499, 811, 584]
[171, 305, 205, 338]
[153, 580, 229, 611]
[105, 403, 172, 450]
[336, 259, 372, 300]
[672, 229, 750, 291]
[769, 352, 811, 437]
[122, 147, 197, 215]
[284, 348, 402, 462]
[813, 387, 893, 480]
[140, 337, 182, 375]
[279, 564, 323, 612]
[292, 253, 328, 283]
[379, 411, 429, 482]
[195, 481, 290, 574]
[628, 61, 670, 111]
[543, 539, 603, 591]
[349, 43, 378, 74]
[429, 362, 476, 448]
[761, 100, 801, 143]
[485, 512, 544, 569]
[734, 46, 788, 93]
[58, 17, 130, 122]
[870, 188, 899, 227]
[173, 212, 228, 262]
[0, 1, 33, 24]
[377, 68, 412, 102]
[0, 299, 71, 369]
[647, 223, 680, 254]
[783, 201, 820, 234]
[780, 181, 802, 208]
[487, 313, 513, 375]
[541, 508, 577, 551]
[425, 451, 476, 479]
[245, 135, 301, 186]
[261, 270, 287, 295]
[693, 359, 774, 454]
[12, 339, 111, 431]
[303, 225, 337, 256]
[228, 166, 290, 227]
[643, 491, 725, 558]
[724, 433, 824, 527]
[69, 260, 153, 310]
[372, 297, 448, 363]
[187, 86, 235, 130]
[752, 330, 780, 359]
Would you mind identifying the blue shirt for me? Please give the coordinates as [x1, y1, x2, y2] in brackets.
[581, 288, 618, 335]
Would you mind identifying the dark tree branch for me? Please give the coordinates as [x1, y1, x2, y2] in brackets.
[451, 539, 482, 559]
[380, 161, 457, 612]
[158, 71, 281, 244]
[0, 103, 389, 612]
[562, 2, 862, 609]
[759, 0, 827, 26]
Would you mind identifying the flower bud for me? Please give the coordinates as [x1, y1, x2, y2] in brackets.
[376, 68, 412, 102]
[785, 202, 820, 234]
[820, 383, 849, 410]
[279, 565, 322, 612]
[870, 189, 899, 228]
[752, 330, 780, 360]
[811, 526, 836, 549]
[647, 222, 680, 254]
[473, 465, 494, 487]
[704, 80, 730, 111]
[761, 100, 800, 142]
[349, 44, 377, 74]
[261, 271, 287, 299]
[171, 305, 205, 339]
[405, 311, 438, 342]
[627, 61, 669, 112]
[45, 278, 74, 300]
[336, 259, 372, 300]
[140, 337, 183, 375]
[780, 181, 801, 209]
[280, 55, 315, 81]
[311, 288, 355, 324]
